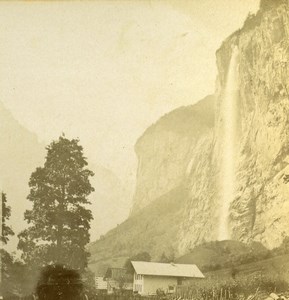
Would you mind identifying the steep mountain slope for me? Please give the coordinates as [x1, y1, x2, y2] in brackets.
[89, 0, 289, 267]
[180, 0, 289, 252]
[88, 97, 215, 272]
[89, 164, 131, 240]
[0, 101, 45, 249]
[131, 95, 215, 213]
[0, 101, 131, 250]
[88, 184, 189, 275]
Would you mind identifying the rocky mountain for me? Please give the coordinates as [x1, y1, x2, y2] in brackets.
[131, 95, 215, 213]
[89, 164, 131, 240]
[88, 96, 215, 273]
[0, 101, 130, 250]
[89, 0, 289, 270]
[178, 0, 289, 253]
[0, 101, 45, 249]
[88, 183, 190, 274]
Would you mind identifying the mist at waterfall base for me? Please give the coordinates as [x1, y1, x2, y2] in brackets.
[218, 46, 240, 241]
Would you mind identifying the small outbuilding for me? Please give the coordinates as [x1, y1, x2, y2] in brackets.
[104, 267, 133, 294]
[95, 276, 107, 294]
[131, 261, 204, 296]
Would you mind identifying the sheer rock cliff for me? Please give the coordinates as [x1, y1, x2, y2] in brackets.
[179, 0, 289, 253]
[89, 1, 289, 268]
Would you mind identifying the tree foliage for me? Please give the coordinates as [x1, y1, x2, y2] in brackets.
[158, 249, 175, 263]
[124, 251, 151, 274]
[0, 193, 21, 298]
[18, 135, 94, 270]
[1, 192, 14, 244]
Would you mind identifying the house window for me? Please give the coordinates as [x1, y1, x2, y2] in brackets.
[177, 278, 183, 285]
[136, 274, 142, 280]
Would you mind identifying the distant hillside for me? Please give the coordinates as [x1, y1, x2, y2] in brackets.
[88, 96, 216, 273]
[135, 95, 215, 144]
[88, 163, 131, 241]
[132, 95, 215, 213]
[0, 101, 45, 250]
[176, 240, 268, 271]
[0, 101, 131, 251]
[88, 184, 190, 275]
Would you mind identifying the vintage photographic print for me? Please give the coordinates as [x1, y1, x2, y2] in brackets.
[1, 0, 289, 299]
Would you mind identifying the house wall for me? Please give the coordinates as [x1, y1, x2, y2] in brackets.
[95, 277, 107, 290]
[142, 276, 178, 296]
[133, 272, 144, 294]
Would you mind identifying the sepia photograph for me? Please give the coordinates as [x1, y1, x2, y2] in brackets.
[1, 0, 289, 299]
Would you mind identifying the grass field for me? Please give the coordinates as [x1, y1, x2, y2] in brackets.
[205, 254, 289, 282]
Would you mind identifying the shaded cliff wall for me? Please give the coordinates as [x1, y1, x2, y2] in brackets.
[131, 95, 215, 214]
[89, 1, 289, 266]
[88, 99, 215, 273]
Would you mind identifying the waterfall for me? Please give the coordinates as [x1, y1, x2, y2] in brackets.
[218, 46, 239, 241]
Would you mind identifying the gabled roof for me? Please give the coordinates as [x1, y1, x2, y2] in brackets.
[131, 261, 205, 278]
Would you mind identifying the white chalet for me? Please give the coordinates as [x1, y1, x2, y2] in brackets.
[131, 261, 204, 296]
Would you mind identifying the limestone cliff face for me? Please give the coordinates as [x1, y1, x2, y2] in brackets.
[179, 0, 289, 253]
[88, 99, 215, 273]
[131, 95, 215, 214]
[226, 0, 289, 249]
[89, 1, 289, 265]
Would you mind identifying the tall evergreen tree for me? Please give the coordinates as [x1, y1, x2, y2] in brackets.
[18, 135, 94, 270]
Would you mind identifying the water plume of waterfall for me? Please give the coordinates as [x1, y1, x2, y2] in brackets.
[218, 46, 239, 241]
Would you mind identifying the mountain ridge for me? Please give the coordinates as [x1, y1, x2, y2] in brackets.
[89, 0, 289, 268]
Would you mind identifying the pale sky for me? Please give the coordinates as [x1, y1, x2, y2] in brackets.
[0, 1, 259, 244]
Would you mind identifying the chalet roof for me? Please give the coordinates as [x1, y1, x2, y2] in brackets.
[131, 261, 204, 278]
